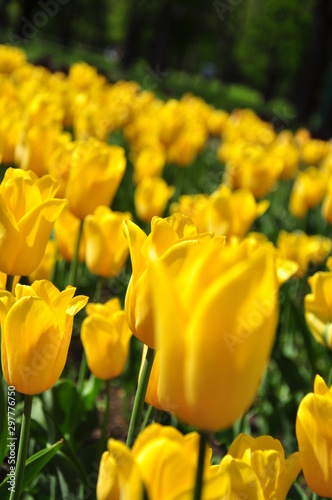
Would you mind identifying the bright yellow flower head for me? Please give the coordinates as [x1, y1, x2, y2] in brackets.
[296, 375, 332, 498]
[277, 230, 331, 278]
[97, 423, 213, 500]
[322, 178, 332, 224]
[65, 139, 126, 220]
[0, 168, 66, 276]
[0, 280, 88, 394]
[84, 206, 132, 277]
[149, 238, 279, 430]
[204, 185, 269, 238]
[227, 433, 301, 499]
[305, 269, 332, 348]
[301, 139, 330, 165]
[0, 45, 26, 74]
[123, 213, 221, 348]
[134, 177, 175, 223]
[289, 167, 326, 218]
[170, 194, 209, 233]
[132, 146, 166, 184]
[81, 298, 132, 380]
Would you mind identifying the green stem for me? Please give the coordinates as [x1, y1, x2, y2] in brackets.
[141, 404, 153, 431]
[126, 347, 155, 448]
[67, 220, 83, 286]
[97, 380, 111, 459]
[6, 275, 14, 293]
[9, 395, 33, 500]
[193, 432, 207, 500]
[77, 353, 87, 393]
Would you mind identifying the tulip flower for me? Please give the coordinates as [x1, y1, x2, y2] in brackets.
[84, 206, 132, 277]
[123, 213, 221, 348]
[0, 168, 66, 276]
[277, 230, 331, 278]
[322, 178, 332, 224]
[227, 433, 301, 499]
[304, 269, 332, 348]
[134, 177, 175, 223]
[148, 238, 279, 430]
[0, 280, 88, 395]
[0, 45, 26, 74]
[289, 167, 326, 218]
[132, 146, 165, 184]
[296, 375, 332, 497]
[301, 139, 330, 165]
[81, 298, 132, 380]
[54, 207, 86, 263]
[97, 424, 212, 500]
[170, 194, 210, 233]
[65, 138, 126, 220]
[204, 185, 269, 238]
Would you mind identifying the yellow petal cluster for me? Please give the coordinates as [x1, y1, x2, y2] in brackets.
[296, 375, 332, 497]
[0, 280, 88, 394]
[134, 177, 175, 223]
[81, 298, 132, 380]
[304, 267, 332, 347]
[0, 168, 66, 276]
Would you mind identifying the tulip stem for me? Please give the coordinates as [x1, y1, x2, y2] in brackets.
[6, 274, 14, 293]
[68, 220, 83, 286]
[97, 380, 111, 460]
[94, 276, 104, 303]
[126, 347, 155, 448]
[10, 395, 33, 500]
[193, 431, 207, 500]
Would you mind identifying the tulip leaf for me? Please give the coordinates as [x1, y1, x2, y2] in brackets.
[0, 439, 63, 495]
[81, 375, 103, 410]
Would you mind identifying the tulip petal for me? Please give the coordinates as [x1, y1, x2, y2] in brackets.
[185, 249, 278, 430]
[96, 451, 120, 500]
[3, 296, 60, 394]
[107, 440, 143, 500]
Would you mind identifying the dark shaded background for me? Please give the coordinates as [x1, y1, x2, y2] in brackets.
[1, 0, 332, 136]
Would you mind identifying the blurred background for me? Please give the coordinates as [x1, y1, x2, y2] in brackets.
[1, 0, 332, 136]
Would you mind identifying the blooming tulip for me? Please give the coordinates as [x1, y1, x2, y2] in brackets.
[304, 269, 332, 348]
[296, 375, 332, 497]
[289, 167, 326, 218]
[123, 213, 221, 348]
[277, 230, 331, 278]
[97, 424, 212, 500]
[227, 433, 301, 499]
[84, 206, 132, 277]
[81, 298, 132, 380]
[149, 239, 279, 430]
[0, 280, 88, 394]
[134, 177, 175, 223]
[0, 168, 66, 276]
[65, 138, 126, 220]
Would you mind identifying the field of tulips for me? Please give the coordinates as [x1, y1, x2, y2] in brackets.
[1, 43, 332, 499]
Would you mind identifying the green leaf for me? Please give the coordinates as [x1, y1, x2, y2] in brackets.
[81, 375, 103, 411]
[0, 440, 63, 495]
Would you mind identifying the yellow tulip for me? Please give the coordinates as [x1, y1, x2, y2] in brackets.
[301, 139, 330, 165]
[97, 423, 212, 500]
[170, 194, 210, 233]
[65, 138, 126, 220]
[54, 207, 85, 263]
[15, 126, 71, 178]
[289, 167, 326, 218]
[133, 146, 166, 184]
[296, 375, 332, 497]
[149, 238, 279, 430]
[81, 298, 132, 380]
[204, 185, 269, 238]
[134, 177, 175, 223]
[0, 168, 66, 276]
[28, 239, 57, 284]
[0, 45, 26, 74]
[322, 178, 332, 224]
[304, 269, 332, 347]
[84, 206, 132, 277]
[277, 230, 331, 278]
[123, 213, 219, 348]
[227, 433, 301, 499]
[0, 280, 88, 394]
